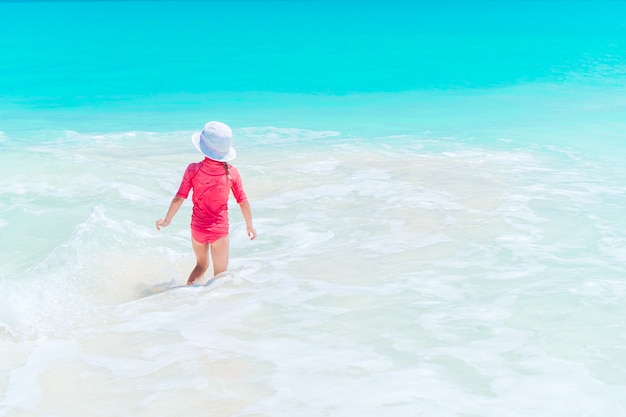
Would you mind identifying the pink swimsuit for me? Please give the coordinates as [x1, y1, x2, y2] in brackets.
[176, 158, 248, 244]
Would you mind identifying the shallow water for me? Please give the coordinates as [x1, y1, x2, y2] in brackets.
[2, 124, 626, 416]
[2, 1, 626, 416]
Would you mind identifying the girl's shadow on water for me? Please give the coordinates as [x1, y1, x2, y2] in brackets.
[136, 276, 221, 298]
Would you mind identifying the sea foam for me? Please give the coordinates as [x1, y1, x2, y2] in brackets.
[1, 124, 626, 416]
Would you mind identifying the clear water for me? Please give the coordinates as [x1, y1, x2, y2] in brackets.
[1, 1, 626, 416]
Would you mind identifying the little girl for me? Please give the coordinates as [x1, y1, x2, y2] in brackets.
[156, 121, 257, 285]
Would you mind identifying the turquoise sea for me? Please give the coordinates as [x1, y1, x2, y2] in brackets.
[2, 1, 626, 416]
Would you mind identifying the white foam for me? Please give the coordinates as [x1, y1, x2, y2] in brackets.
[2, 126, 626, 416]
[238, 126, 341, 145]
[293, 159, 340, 174]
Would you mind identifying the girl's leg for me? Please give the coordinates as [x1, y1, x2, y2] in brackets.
[187, 236, 210, 285]
[210, 235, 230, 276]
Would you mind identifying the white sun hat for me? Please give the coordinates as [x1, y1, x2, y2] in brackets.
[191, 121, 236, 162]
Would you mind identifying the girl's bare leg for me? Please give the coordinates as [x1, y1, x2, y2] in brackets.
[187, 236, 210, 285]
[210, 235, 229, 276]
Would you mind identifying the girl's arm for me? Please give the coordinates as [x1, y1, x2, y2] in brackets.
[156, 196, 185, 230]
[238, 200, 257, 240]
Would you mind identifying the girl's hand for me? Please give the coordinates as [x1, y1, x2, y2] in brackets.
[156, 218, 170, 230]
[247, 225, 257, 240]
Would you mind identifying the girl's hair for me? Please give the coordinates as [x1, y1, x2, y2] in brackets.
[223, 162, 231, 180]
